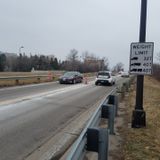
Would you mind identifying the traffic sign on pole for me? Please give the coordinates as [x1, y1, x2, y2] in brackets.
[130, 42, 154, 75]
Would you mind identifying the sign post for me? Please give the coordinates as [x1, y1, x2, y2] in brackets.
[131, 0, 152, 128]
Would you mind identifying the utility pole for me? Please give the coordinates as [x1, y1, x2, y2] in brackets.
[131, 0, 147, 128]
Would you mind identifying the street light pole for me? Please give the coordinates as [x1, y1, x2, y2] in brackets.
[19, 46, 24, 54]
[131, 0, 147, 128]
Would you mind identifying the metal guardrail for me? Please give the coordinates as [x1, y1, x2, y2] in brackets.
[66, 88, 117, 160]
[0, 75, 55, 85]
[66, 77, 135, 160]
[0, 75, 50, 80]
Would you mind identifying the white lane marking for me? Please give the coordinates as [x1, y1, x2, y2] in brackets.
[0, 81, 94, 107]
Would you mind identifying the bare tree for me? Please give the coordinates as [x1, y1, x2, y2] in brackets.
[101, 57, 109, 70]
[60, 50, 110, 73]
[67, 49, 79, 62]
[112, 62, 124, 72]
[81, 51, 110, 72]
[65, 49, 80, 71]
[82, 51, 99, 72]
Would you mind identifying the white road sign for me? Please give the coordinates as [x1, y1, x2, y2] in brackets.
[129, 42, 154, 75]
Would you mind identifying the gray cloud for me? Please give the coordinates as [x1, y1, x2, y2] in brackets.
[0, 0, 159, 69]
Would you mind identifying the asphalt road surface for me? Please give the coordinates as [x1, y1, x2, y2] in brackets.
[0, 80, 116, 160]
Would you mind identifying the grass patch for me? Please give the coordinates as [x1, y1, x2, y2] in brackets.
[0, 72, 59, 87]
[123, 76, 160, 160]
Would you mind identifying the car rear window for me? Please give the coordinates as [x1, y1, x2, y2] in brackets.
[64, 72, 75, 76]
[98, 72, 110, 76]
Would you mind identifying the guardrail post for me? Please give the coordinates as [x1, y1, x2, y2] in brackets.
[116, 84, 125, 100]
[126, 82, 130, 92]
[108, 104, 115, 135]
[101, 104, 109, 119]
[87, 128, 109, 160]
[98, 128, 109, 160]
[101, 104, 115, 135]
[108, 95, 118, 116]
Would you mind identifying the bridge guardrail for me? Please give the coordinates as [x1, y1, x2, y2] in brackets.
[66, 88, 118, 160]
[66, 77, 134, 160]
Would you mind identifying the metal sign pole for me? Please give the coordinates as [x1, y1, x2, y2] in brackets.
[131, 0, 147, 128]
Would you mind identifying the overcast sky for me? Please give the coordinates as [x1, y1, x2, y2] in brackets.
[0, 0, 159, 69]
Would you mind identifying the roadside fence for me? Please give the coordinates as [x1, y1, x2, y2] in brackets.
[0, 75, 54, 84]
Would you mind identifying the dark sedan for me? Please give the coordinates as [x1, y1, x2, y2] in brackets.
[59, 71, 83, 84]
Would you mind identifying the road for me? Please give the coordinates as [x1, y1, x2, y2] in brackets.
[0, 82, 68, 106]
[0, 80, 117, 160]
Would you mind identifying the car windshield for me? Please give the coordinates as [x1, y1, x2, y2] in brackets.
[63, 72, 76, 77]
[98, 72, 110, 77]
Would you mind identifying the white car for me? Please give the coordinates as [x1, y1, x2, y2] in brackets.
[121, 71, 129, 77]
[95, 71, 115, 86]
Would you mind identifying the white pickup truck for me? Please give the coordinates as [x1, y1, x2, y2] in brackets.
[95, 71, 115, 86]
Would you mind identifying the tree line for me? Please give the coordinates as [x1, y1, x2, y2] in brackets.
[0, 53, 58, 72]
[1, 49, 160, 81]
[0, 49, 116, 73]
